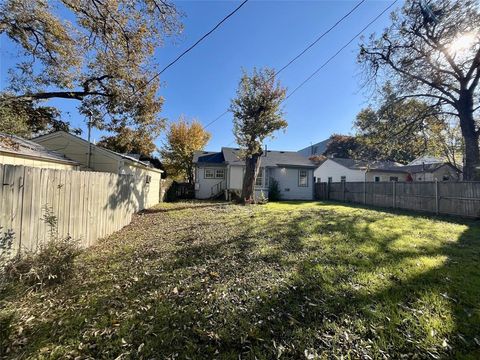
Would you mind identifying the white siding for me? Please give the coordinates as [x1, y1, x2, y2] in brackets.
[122, 164, 162, 208]
[366, 171, 408, 182]
[195, 165, 227, 199]
[314, 159, 365, 182]
[0, 152, 78, 170]
[229, 165, 244, 189]
[34, 134, 120, 172]
[270, 167, 314, 200]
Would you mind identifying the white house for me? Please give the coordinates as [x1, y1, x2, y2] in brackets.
[32, 131, 164, 207]
[193, 147, 317, 200]
[314, 156, 462, 183]
[0, 132, 80, 170]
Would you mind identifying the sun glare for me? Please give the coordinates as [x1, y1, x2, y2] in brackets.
[448, 32, 476, 54]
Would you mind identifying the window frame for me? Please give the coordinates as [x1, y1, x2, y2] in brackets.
[340, 176, 346, 182]
[204, 168, 214, 179]
[255, 167, 264, 187]
[374, 176, 380, 182]
[298, 169, 308, 187]
[389, 176, 398, 182]
[215, 169, 225, 179]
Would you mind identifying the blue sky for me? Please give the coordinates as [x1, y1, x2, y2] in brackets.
[0, 0, 400, 154]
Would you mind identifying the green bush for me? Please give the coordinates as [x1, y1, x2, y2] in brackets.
[2, 206, 81, 290]
[3, 236, 80, 289]
[268, 178, 281, 201]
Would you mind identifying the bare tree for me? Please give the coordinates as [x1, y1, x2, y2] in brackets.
[359, 0, 480, 179]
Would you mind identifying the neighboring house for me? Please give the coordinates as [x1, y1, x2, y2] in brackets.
[315, 156, 462, 182]
[32, 131, 164, 207]
[0, 132, 79, 170]
[297, 138, 331, 158]
[193, 147, 317, 200]
[314, 158, 403, 183]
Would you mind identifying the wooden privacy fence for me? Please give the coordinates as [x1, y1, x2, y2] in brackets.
[0, 164, 159, 254]
[315, 181, 480, 218]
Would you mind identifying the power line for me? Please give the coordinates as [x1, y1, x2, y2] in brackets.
[285, 0, 398, 101]
[204, 0, 366, 129]
[275, 0, 365, 78]
[134, 0, 250, 98]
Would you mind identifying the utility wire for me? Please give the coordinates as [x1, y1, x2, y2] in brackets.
[134, 0, 250, 97]
[274, 0, 365, 78]
[95, 0, 250, 124]
[285, 0, 398, 100]
[204, 0, 366, 129]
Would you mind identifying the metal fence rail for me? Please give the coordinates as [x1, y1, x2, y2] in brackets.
[315, 181, 480, 218]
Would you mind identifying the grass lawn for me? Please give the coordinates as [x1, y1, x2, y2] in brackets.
[1, 201, 479, 359]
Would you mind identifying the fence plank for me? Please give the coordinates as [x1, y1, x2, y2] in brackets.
[316, 181, 480, 218]
[0, 165, 157, 255]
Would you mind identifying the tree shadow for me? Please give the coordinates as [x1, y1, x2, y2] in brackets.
[2, 203, 479, 359]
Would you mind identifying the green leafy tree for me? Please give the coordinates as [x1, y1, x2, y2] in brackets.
[97, 126, 160, 157]
[161, 117, 211, 183]
[359, 0, 480, 179]
[0, 0, 182, 132]
[354, 91, 463, 165]
[323, 134, 361, 159]
[230, 68, 287, 203]
[0, 94, 80, 137]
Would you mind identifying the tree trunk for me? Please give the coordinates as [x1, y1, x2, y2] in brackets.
[241, 153, 261, 204]
[457, 91, 480, 180]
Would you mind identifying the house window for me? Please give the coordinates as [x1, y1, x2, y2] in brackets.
[205, 169, 214, 179]
[215, 169, 225, 179]
[145, 175, 152, 184]
[374, 176, 380, 182]
[328, 177, 332, 183]
[442, 175, 449, 181]
[389, 176, 398, 182]
[299, 170, 308, 187]
[340, 176, 346, 182]
[255, 168, 264, 186]
[316, 177, 321, 183]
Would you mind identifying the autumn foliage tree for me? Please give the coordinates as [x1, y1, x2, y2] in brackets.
[230, 68, 287, 204]
[0, 0, 182, 135]
[161, 118, 211, 183]
[97, 126, 159, 156]
[358, 0, 480, 179]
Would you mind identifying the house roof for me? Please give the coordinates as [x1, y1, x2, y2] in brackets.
[0, 133, 79, 165]
[328, 157, 461, 174]
[329, 157, 403, 171]
[193, 151, 225, 164]
[195, 147, 317, 168]
[33, 131, 162, 172]
[298, 138, 331, 156]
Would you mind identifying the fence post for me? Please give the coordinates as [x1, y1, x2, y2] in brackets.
[364, 181, 366, 204]
[392, 181, 396, 209]
[327, 181, 330, 200]
[435, 180, 439, 214]
[343, 181, 346, 202]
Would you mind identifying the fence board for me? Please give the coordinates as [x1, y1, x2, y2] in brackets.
[0, 164, 158, 254]
[315, 181, 480, 218]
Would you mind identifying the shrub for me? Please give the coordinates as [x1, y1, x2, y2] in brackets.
[1, 206, 81, 289]
[268, 178, 281, 201]
[257, 190, 268, 205]
[164, 181, 178, 202]
[3, 236, 80, 289]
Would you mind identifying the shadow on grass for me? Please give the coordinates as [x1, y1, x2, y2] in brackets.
[1, 203, 479, 359]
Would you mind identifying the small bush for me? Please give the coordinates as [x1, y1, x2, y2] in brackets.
[268, 178, 281, 201]
[256, 190, 268, 204]
[2, 206, 80, 290]
[164, 181, 178, 202]
[3, 236, 80, 289]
